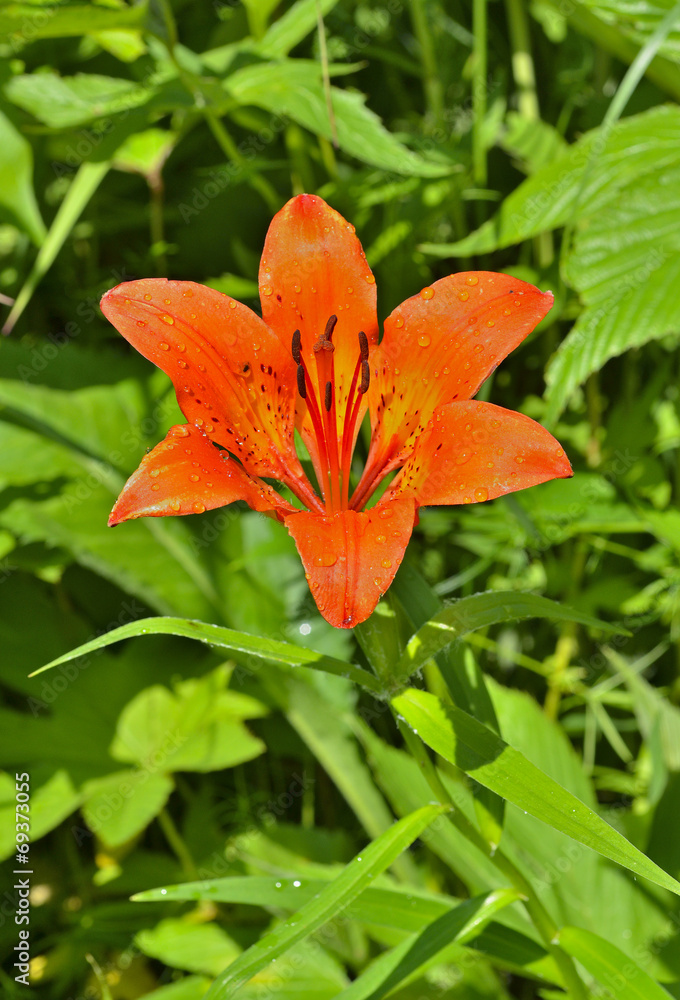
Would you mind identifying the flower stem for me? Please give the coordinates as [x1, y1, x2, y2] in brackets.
[409, 0, 444, 124]
[504, 0, 539, 120]
[472, 0, 488, 187]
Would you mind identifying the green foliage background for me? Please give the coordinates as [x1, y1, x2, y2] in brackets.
[1, 1, 680, 998]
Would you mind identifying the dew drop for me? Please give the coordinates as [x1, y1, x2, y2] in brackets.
[314, 552, 337, 567]
[143, 293, 152, 301]
[381, 559, 392, 569]
[229, 300, 237, 309]
[136, 319, 146, 328]
[161, 314, 174, 325]
[458, 290, 469, 302]
[466, 275, 479, 286]
[487, 461, 494, 468]
[177, 343, 186, 352]
[395, 316, 404, 328]
[420, 286, 434, 300]
[496, 447, 504, 456]
[463, 360, 471, 370]
[365, 273, 376, 284]
[346, 223, 356, 233]
[418, 334, 431, 348]
[198, 363, 206, 372]
[374, 577, 383, 587]
[159, 342, 170, 351]
[174, 426, 190, 437]
[515, 455, 524, 464]
[487, 320, 495, 327]
[262, 285, 273, 297]
[193, 502, 206, 513]
[347, 286, 353, 294]
[183, 288, 193, 297]
[556, 447, 564, 457]
[474, 344, 483, 353]
[474, 487, 489, 502]
[205, 424, 214, 433]
[151, 483, 160, 492]
[503, 308, 511, 316]
[376, 534, 386, 544]
[379, 508, 394, 519]
[149, 469, 160, 478]
[189, 473, 200, 482]
[206, 481, 213, 488]
[294, 284, 301, 293]
[170, 500, 181, 512]
[514, 298, 522, 306]
[456, 451, 471, 465]
[177, 359, 188, 369]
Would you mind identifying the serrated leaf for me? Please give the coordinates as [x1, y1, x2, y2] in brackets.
[224, 60, 450, 177]
[392, 688, 680, 897]
[5, 72, 152, 129]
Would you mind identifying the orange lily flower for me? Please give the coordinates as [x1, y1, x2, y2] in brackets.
[101, 194, 571, 628]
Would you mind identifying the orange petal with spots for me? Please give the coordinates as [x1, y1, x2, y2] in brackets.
[259, 194, 379, 472]
[354, 273, 553, 505]
[284, 497, 417, 628]
[385, 401, 572, 507]
[109, 424, 294, 526]
[101, 279, 303, 484]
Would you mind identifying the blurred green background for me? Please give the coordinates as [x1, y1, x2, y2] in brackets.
[1, 0, 680, 997]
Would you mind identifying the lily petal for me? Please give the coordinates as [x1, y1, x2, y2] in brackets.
[109, 424, 294, 526]
[101, 279, 303, 484]
[385, 401, 572, 506]
[259, 194, 379, 471]
[354, 273, 553, 505]
[284, 497, 417, 628]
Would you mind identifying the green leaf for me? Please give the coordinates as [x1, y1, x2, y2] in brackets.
[392, 688, 680, 897]
[2, 160, 109, 334]
[0, 769, 80, 859]
[0, 1, 149, 41]
[333, 890, 521, 1000]
[81, 769, 173, 848]
[136, 919, 240, 977]
[5, 72, 153, 129]
[224, 60, 450, 177]
[137, 978, 210, 1000]
[110, 666, 267, 773]
[30, 616, 382, 693]
[0, 109, 45, 244]
[256, 0, 342, 58]
[396, 591, 625, 682]
[202, 804, 447, 998]
[557, 926, 674, 999]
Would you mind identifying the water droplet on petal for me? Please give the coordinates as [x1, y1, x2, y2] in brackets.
[456, 451, 471, 465]
[420, 286, 434, 300]
[458, 290, 469, 302]
[466, 275, 479, 286]
[374, 578, 383, 587]
[314, 552, 337, 567]
[183, 288, 193, 297]
[294, 284, 301, 293]
[503, 307, 511, 316]
[496, 447, 504, 456]
[193, 502, 206, 513]
[173, 426, 190, 437]
[136, 319, 146, 328]
[177, 343, 186, 352]
[347, 286, 353, 294]
[159, 342, 170, 351]
[418, 334, 431, 348]
[515, 456, 524, 464]
[364, 273, 376, 284]
[144, 293, 152, 301]
[376, 534, 386, 544]
[395, 316, 404, 328]
[487, 320, 495, 328]
[379, 508, 394, 519]
[189, 473, 200, 482]
[149, 469, 160, 478]
[177, 359, 188, 369]
[262, 286, 273, 296]
[474, 487, 489, 502]
[381, 559, 392, 569]
[556, 447, 564, 457]
[170, 500, 181, 512]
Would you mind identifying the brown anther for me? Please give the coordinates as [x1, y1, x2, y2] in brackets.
[296, 364, 306, 399]
[313, 314, 338, 353]
[291, 329, 301, 365]
[358, 330, 369, 362]
[324, 315, 338, 342]
[358, 360, 370, 394]
[324, 380, 333, 412]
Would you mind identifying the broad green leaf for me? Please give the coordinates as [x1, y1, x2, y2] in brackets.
[256, 0, 342, 57]
[138, 978, 210, 1000]
[333, 890, 521, 1000]
[0, 109, 45, 244]
[224, 60, 450, 177]
[81, 769, 173, 848]
[112, 128, 176, 177]
[396, 591, 625, 681]
[0, 1, 149, 41]
[2, 160, 109, 334]
[393, 688, 680, 897]
[557, 926, 674, 999]
[5, 73, 152, 129]
[202, 804, 447, 998]
[110, 666, 267, 773]
[136, 919, 240, 976]
[0, 769, 80, 859]
[31, 616, 382, 693]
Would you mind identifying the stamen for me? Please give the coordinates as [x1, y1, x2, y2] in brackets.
[296, 364, 306, 398]
[358, 330, 369, 361]
[324, 315, 338, 342]
[292, 329, 301, 365]
[324, 381, 333, 412]
[359, 360, 370, 395]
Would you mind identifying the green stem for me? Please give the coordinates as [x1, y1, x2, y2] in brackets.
[395, 712, 588, 1000]
[204, 110, 280, 214]
[409, 0, 444, 123]
[472, 0, 488, 187]
[504, 0, 539, 120]
[316, 0, 338, 146]
[158, 807, 197, 878]
[148, 169, 167, 277]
